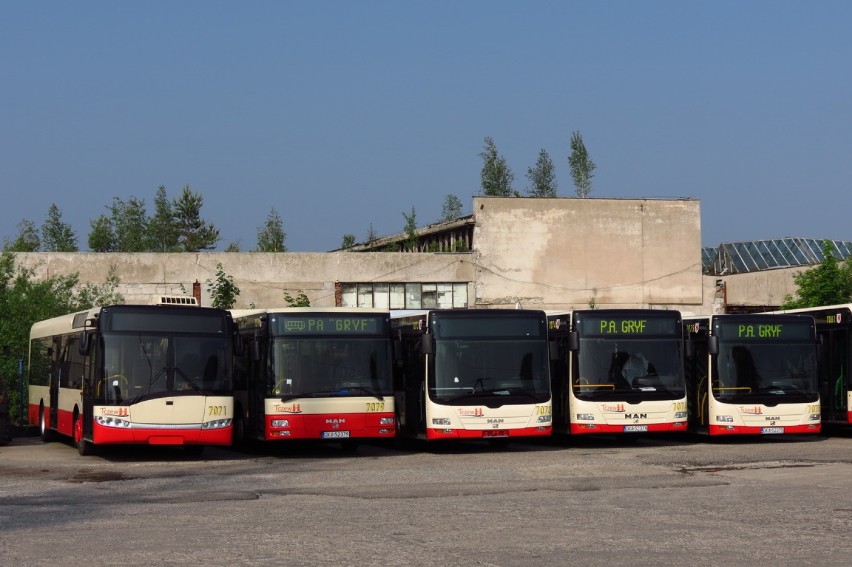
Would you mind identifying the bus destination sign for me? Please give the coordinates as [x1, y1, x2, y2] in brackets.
[716, 321, 813, 341]
[579, 316, 678, 337]
[272, 315, 384, 336]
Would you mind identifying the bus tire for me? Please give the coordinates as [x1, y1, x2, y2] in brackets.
[74, 415, 94, 456]
[39, 404, 53, 443]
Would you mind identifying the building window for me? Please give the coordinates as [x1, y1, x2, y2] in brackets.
[339, 282, 468, 309]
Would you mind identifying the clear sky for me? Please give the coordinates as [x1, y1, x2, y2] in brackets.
[2, 1, 850, 252]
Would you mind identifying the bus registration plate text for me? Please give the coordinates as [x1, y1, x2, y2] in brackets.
[761, 427, 784, 434]
[624, 425, 648, 432]
[322, 431, 351, 439]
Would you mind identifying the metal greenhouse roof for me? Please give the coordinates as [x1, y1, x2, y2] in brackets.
[702, 238, 852, 275]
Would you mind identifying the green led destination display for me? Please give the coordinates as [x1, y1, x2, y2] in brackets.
[715, 320, 814, 341]
[271, 315, 386, 336]
[578, 315, 679, 337]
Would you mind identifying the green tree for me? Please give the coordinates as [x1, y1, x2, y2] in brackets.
[207, 262, 240, 309]
[441, 194, 464, 221]
[402, 207, 418, 251]
[568, 131, 596, 198]
[88, 214, 115, 252]
[284, 291, 310, 307]
[111, 196, 148, 252]
[480, 137, 517, 197]
[174, 185, 220, 252]
[526, 149, 558, 197]
[256, 208, 287, 252]
[224, 242, 241, 252]
[146, 185, 180, 252]
[341, 234, 356, 249]
[3, 220, 41, 252]
[780, 241, 852, 309]
[41, 204, 78, 252]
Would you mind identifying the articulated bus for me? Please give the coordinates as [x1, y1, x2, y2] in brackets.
[231, 308, 395, 447]
[683, 314, 820, 435]
[766, 304, 852, 427]
[391, 309, 552, 443]
[28, 298, 239, 455]
[547, 310, 688, 435]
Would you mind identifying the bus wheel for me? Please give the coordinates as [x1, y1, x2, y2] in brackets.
[39, 405, 53, 443]
[74, 416, 94, 456]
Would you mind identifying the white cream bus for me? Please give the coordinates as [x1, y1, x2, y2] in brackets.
[28, 298, 239, 455]
[683, 313, 820, 435]
[548, 309, 688, 436]
[391, 309, 552, 445]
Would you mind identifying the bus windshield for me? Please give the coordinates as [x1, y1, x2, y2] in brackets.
[430, 338, 550, 405]
[713, 342, 818, 403]
[98, 333, 232, 404]
[269, 338, 392, 398]
[574, 337, 684, 401]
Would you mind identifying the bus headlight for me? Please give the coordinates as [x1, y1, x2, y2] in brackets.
[675, 411, 688, 419]
[537, 415, 552, 423]
[809, 413, 820, 421]
[379, 417, 395, 425]
[96, 416, 131, 428]
[576, 414, 595, 421]
[432, 418, 451, 426]
[202, 419, 232, 429]
[716, 415, 734, 423]
[271, 419, 290, 428]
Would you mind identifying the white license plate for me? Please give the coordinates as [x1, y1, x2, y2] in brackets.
[623, 425, 648, 433]
[761, 427, 784, 434]
[321, 431, 351, 439]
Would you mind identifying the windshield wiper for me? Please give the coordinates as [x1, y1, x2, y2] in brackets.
[336, 386, 384, 401]
[127, 366, 167, 405]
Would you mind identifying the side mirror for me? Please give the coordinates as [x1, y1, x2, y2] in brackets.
[250, 338, 261, 362]
[79, 332, 92, 356]
[685, 337, 695, 358]
[708, 335, 719, 355]
[421, 333, 434, 356]
[568, 331, 579, 352]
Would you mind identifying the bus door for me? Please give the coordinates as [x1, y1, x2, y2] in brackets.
[251, 336, 268, 439]
[684, 329, 709, 430]
[48, 336, 61, 432]
[820, 327, 849, 423]
[74, 334, 94, 441]
[396, 331, 426, 436]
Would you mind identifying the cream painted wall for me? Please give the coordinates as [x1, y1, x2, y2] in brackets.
[470, 197, 702, 310]
[14, 252, 475, 308]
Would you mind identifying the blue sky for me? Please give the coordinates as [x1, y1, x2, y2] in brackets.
[2, 1, 850, 252]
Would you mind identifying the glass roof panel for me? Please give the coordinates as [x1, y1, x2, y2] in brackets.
[703, 238, 852, 275]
